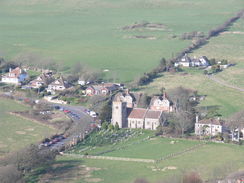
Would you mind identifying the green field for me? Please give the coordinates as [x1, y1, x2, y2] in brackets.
[30, 130, 244, 183]
[0, 98, 55, 156]
[0, 0, 243, 82]
[139, 70, 244, 117]
[71, 130, 199, 159]
[191, 18, 244, 88]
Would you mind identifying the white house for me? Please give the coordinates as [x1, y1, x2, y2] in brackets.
[195, 117, 224, 136]
[1, 67, 28, 85]
[29, 73, 53, 89]
[174, 55, 209, 67]
[47, 76, 68, 94]
[174, 54, 191, 67]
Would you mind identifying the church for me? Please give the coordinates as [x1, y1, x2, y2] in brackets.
[111, 90, 173, 130]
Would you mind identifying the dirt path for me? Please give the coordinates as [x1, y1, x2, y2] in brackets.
[207, 75, 244, 92]
[64, 153, 155, 163]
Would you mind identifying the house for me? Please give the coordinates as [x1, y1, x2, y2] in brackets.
[111, 90, 165, 130]
[47, 76, 68, 94]
[174, 55, 209, 67]
[85, 83, 119, 96]
[195, 117, 224, 136]
[174, 54, 191, 67]
[29, 73, 53, 89]
[78, 78, 86, 86]
[149, 93, 174, 112]
[198, 56, 209, 67]
[1, 67, 28, 85]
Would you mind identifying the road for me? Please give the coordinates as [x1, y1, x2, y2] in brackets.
[49, 104, 95, 150]
[207, 75, 244, 92]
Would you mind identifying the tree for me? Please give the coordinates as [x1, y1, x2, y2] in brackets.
[174, 110, 193, 137]
[0, 165, 24, 183]
[114, 123, 119, 131]
[228, 110, 244, 142]
[155, 125, 164, 136]
[183, 172, 203, 183]
[209, 58, 216, 66]
[134, 178, 149, 183]
[99, 101, 112, 122]
[168, 87, 198, 112]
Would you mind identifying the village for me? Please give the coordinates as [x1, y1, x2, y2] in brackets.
[0, 55, 243, 144]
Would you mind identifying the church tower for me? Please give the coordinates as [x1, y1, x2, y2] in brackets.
[111, 94, 128, 128]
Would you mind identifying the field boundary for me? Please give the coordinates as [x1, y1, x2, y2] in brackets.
[64, 153, 155, 163]
[155, 142, 207, 163]
[8, 112, 57, 130]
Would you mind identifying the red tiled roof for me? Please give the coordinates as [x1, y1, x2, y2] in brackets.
[128, 108, 147, 119]
[145, 110, 162, 119]
[4, 67, 26, 78]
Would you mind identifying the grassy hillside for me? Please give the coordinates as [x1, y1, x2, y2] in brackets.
[0, 0, 243, 81]
[191, 18, 244, 88]
[139, 70, 244, 117]
[29, 130, 244, 183]
[0, 98, 55, 156]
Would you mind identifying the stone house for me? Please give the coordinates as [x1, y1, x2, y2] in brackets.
[85, 83, 119, 96]
[1, 67, 28, 85]
[195, 117, 224, 136]
[149, 93, 173, 112]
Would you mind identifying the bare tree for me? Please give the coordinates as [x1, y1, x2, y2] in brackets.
[175, 110, 193, 137]
[228, 110, 244, 142]
[0, 165, 24, 183]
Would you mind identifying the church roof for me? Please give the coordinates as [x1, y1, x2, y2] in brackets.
[128, 108, 147, 119]
[145, 110, 162, 119]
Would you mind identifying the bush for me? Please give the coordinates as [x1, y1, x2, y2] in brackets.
[108, 124, 114, 131]
[101, 122, 108, 130]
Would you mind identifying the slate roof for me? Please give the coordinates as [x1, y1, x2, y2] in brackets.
[198, 118, 223, 126]
[145, 110, 162, 119]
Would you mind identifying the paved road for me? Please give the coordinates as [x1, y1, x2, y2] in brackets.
[207, 75, 244, 92]
[49, 104, 95, 150]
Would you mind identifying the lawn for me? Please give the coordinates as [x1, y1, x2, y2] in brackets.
[139, 71, 244, 117]
[29, 129, 244, 183]
[0, 98, 55, 156]
[0, 0, 243, 82]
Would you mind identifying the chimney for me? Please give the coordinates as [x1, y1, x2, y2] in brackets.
[163, 92, 166, 99]
[9, 68, 12, 72]
[196, 115, 199, 123]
